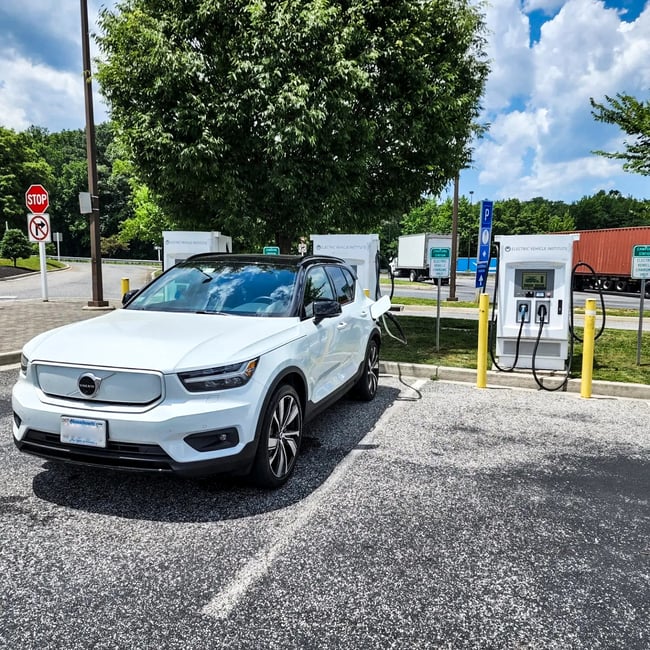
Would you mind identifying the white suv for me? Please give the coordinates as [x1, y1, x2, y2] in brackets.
[12, 254, 390, 487]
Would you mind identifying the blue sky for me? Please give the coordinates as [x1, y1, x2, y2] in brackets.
[1, 0, 648, 205]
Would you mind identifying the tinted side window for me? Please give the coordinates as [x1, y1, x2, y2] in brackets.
[303, 266, 335, 318]
[327, 266, 355, 304]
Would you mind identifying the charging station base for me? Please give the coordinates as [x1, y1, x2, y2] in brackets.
[496, 338, 568, 371]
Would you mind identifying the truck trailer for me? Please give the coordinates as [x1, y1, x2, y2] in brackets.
[391, 233, 452, 283]
[569, 226, 650, 297]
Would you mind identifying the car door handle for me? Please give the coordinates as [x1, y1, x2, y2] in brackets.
[337, 321, 348, 329]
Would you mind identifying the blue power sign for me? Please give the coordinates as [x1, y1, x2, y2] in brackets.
[475, 200, 494, 289]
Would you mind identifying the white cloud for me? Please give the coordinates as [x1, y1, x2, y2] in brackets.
[0, 48, 108, 131]
[473, 0, 650, 201]
[523, 0, 566, 14]
[0, 0, 113, 131]
[499, 155, 624, 200]
[482, 0, 534, 111]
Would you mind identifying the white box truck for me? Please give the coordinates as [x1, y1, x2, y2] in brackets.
[391, 233, 452, 282]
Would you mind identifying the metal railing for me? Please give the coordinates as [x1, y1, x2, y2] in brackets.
[53, 257, 162, 267]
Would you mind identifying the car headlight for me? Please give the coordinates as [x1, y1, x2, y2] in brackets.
[178, 358, 259, 392]
[20, 353, 29, 375]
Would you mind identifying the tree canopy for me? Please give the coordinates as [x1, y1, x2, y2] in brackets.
[0, 229, 33, 266]
[0, 127, 53, 229]
[591, 93, 650, 176]
[96, 0, 489, 251]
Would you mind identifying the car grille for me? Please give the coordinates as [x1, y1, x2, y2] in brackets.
[18, 429, 174, 472]
[35, 363, 164, 406]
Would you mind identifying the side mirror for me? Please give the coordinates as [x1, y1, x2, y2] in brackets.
[122, 289, 140, 306]
[312, 299, 342, 323]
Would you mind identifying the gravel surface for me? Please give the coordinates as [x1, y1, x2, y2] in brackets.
[1, 369, 648, 649]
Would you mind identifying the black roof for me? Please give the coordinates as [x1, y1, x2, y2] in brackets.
[184, 253, 347, 268]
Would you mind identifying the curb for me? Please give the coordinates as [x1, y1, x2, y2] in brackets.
[379, 361, 650, 400]
[0, 351, 21, 366]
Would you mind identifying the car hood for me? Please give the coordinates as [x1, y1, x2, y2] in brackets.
[23, 309, 304, 373]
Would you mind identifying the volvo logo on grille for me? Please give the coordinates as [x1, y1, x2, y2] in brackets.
[78, 373, 102, 397]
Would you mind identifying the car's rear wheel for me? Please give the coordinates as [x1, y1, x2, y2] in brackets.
[251, 384, 303, 488]
[353, 338, 379, 401]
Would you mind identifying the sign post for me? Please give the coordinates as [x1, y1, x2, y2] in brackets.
[631, 245, 650, 365]
[475, 200, 493, 292]
[429, 243, 452, 352]
[25, 185, 50, 302]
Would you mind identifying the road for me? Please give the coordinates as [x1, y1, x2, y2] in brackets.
[1, 368, 648, 649]
[385, 274, 647, 311]
[0, 261, 155, 302]
[1, 263, 644, 311]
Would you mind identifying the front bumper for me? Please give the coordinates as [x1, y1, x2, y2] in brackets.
[12, 374, 263, 478]
[13, 428, 257, 477]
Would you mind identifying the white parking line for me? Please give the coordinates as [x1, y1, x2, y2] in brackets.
[201, 378, 428, 620]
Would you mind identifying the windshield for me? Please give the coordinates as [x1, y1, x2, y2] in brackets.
[126, 261, 298, 316]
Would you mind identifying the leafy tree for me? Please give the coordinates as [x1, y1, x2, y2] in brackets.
[0, 127, 53, 229]
[0, 229, 33, 266]
[26, 123, 139, 257]
[569, 190, 647, 231]
[100, 233, 130, 257]
[118, 182, 176, 254]
[96, 0, 489, 252]
[591, 93, 650, 176]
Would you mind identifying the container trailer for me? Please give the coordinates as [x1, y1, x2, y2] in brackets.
[568, 226, 650, 297]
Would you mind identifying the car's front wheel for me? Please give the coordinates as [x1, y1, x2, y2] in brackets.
[353, 338, 379, 401]
[251, 384, 303, 488]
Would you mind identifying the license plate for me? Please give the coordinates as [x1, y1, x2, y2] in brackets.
[60, 416, 107, 448]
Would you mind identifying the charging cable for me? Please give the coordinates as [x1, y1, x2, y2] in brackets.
[376, 251, 407, 345]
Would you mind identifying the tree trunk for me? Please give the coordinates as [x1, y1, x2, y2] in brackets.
[276, 232, 292, 254]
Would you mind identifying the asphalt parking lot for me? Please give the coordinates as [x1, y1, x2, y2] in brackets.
[1, 366, 648, 649]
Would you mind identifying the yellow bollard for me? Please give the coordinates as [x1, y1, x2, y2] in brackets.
[121, 277, 130, 296]
[581, 298, 596, 398]
[477, 293, 489, 388]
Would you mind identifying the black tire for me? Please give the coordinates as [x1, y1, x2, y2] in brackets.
[353, 338, 380, 401]
[615, 279, 628, 292]
[251, 384, 303, 488]
[409, 270, 418, 282]
[645, 281, 650, 299]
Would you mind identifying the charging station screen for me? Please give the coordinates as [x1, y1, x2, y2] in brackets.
[521, 271, 547, 290]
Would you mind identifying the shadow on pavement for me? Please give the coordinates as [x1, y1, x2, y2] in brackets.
[31, 385, 401, 523]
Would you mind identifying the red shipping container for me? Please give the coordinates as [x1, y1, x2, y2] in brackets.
[571, 227, 650, 276]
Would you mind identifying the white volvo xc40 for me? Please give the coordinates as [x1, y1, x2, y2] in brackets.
[12, 254, 391, 487]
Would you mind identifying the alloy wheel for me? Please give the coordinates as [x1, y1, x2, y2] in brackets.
[267, 392, 302, 479]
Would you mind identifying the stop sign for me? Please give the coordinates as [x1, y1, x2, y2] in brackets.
[25, 184, 49, 214]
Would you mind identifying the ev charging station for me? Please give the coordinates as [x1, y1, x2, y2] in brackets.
[310, 234, 381, 298]
[495, 233, 580, 371]
[162, 231, 232, 271]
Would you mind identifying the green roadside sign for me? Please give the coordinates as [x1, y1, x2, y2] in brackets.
[429, 246, 451, 278]
[263, 246, 280, 255]
[631, 245, 650, 279]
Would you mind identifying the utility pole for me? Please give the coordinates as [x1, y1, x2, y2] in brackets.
[469, 190, 474, 263]
[447, 172, 460, 301]
[80, 0, 108, 308]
